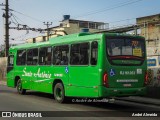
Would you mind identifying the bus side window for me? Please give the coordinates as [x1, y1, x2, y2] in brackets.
[39, 48, 45, 65]
[70, 43, 89, 65]
[53, 45, 69, 65]
[17, 50, 26, 65]
[27, 49, 33, 65]
[91, 41, 98, 65]
[32, 49, 38, 65]
[27, 48, 38, 65]
[46, 47, 52, 65]
[39, 47, 52, 65]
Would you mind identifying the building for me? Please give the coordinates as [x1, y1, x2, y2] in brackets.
[136, 14, 160, 56]
[26, 15, 109, 43]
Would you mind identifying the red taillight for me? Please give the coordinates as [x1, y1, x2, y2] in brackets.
[103, 73, 109, 87]
[144, 71, 148, 86]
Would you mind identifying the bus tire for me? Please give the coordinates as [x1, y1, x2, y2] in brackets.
[54, 83, 66, 103]
[17, 79, 26, 95]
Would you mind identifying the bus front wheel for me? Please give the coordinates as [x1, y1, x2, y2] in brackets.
[54, 83, 66, 103]
[17, 79, 26, 95]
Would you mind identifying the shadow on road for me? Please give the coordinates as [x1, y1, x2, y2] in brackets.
[23, 91, 144, 111]
[1, 85, 159, 112]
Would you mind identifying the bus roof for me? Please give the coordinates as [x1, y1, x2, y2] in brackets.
[9, 32, 144, 50]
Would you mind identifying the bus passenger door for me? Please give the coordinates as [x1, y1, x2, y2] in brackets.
[7, 55, 15, 87]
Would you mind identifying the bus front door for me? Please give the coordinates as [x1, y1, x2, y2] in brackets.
[7, 55, 15, 87]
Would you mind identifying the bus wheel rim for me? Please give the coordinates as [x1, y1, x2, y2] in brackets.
[56, 88, 62, 100]
[18, 82, 21, 92]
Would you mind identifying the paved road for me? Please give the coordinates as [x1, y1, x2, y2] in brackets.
[0, 85, 160, 120]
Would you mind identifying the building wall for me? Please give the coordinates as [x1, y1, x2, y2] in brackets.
[137, 14, 160, 56]
[0, 57, 7, 80]
[26, 36, 47, 43]
[26, 19, 108, 43]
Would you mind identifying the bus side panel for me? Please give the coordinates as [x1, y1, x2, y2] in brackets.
[30, 66, 69, 94]
[7, 72, 15, 87]
[16, 66, 38, 90]
[67, 66, 100, 97]
[33, 66, 53, 93]
[52, 66, 69, 90]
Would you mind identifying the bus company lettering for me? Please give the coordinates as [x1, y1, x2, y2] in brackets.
[22, 68, 51, 78]
[120, 71, 136, 75]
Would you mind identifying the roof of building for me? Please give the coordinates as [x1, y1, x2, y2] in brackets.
[62, 19, 106, 24]
[136, 13, 160, 20]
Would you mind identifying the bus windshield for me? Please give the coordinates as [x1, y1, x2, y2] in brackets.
[106, 37, 145, 65]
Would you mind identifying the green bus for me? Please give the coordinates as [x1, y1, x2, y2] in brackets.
[7, 33, 148, 103]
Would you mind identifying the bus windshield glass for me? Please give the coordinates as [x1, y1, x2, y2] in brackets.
[106, 37, 145, 65]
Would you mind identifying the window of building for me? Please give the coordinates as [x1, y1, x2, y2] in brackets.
[27, 48, 38, 65]
[79, 22, 89, 28]
[17, 50, 26, 65]
[89, 23, 96, 29]
[53, 45, 69, 65]
[70, 43, 89, 65]
[91, 41, 98, 65]
[39, 47, 52, 65]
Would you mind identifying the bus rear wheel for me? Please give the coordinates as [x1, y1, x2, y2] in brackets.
[54, 83, 66, 103]
[17, 79, 26, 95]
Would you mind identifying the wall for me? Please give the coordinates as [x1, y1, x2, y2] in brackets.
[0, 57, 7, 80]
[147, 56, 160, 98]
[137, 14, 160, 42]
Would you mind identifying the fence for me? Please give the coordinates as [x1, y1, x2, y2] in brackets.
[0, 57, 7, 81]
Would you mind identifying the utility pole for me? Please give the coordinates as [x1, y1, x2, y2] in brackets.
[43, 22, 52, 41]
[3, 0, 9, 57]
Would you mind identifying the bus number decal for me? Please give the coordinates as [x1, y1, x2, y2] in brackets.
[132, 41, 139, 46]
[120, 71, 136, 75]
[54, 74, 63, 77]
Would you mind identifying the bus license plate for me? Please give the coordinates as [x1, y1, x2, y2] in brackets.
[123, 84, 131, 87]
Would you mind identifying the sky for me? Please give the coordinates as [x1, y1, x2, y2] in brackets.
[0, 0, 160, 45]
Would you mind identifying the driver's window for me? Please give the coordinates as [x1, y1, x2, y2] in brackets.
[8, 55, 14, 67]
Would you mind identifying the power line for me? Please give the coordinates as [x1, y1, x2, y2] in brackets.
[109, 17, 136, 24]
[11, 9, 43, 23]
[9, 13, 45, 35]
[75, 0, 144, 19]
[11, 14, 19, 25]
[10, 17, 18, 26]
[12, 14, 24, 24]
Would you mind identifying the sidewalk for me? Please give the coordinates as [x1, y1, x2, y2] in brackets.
[116, 96, 160, 106]
[0, 80, 6, 85]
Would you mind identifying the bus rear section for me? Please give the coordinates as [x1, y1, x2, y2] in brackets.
[99, 35, 148, 97]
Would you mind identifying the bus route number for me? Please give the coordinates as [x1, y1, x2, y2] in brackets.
[132, 41, 139, 47]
